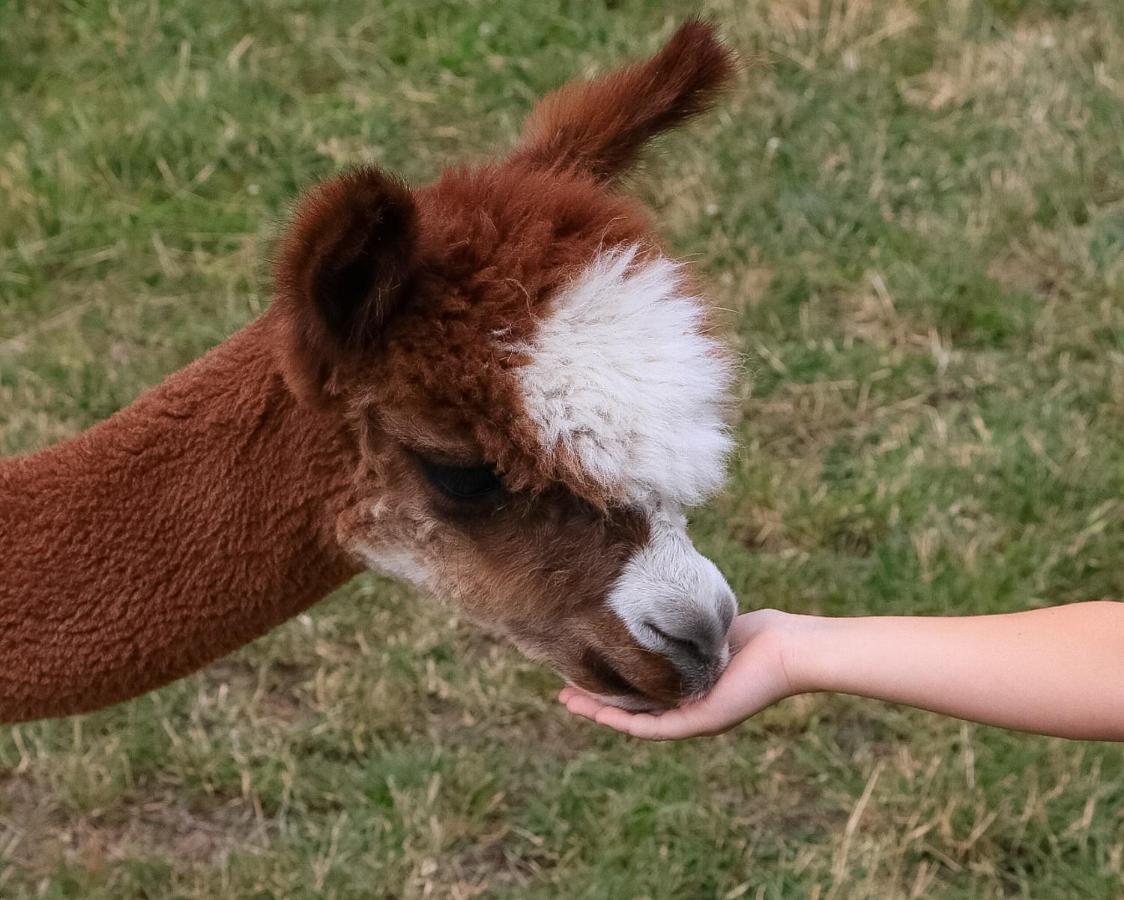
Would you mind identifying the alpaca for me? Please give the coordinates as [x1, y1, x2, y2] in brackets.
[0, 22, 739, 723]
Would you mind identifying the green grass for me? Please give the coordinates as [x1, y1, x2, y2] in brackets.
[2, 0, 1123, 896]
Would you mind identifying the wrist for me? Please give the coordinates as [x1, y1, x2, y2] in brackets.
[766, 611, 838, 696]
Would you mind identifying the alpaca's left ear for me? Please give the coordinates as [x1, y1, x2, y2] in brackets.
[273, 166, 418, 402]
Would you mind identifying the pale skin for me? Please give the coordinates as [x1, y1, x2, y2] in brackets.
[559, 601, 1124, 742]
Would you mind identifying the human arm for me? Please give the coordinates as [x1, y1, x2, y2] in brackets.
[559, 601, 1124, 741]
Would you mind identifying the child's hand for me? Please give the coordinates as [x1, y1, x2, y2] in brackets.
[562, 601, 1124, 742]
[558, 609, 802, 740]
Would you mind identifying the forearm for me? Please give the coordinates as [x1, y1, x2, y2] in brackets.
[791, 601, 1124, 741]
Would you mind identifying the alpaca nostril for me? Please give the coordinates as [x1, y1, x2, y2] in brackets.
[633, 599, 735, 699]
[643, 621, 710, 665]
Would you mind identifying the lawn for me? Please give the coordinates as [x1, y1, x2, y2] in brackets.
[1, 0, 1122, 896]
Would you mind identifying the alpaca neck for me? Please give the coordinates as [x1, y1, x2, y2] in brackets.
[0, 314, 361, 722]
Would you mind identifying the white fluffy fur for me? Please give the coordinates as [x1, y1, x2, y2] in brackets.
[508, 245, 732, 506]
[357, 544, 435, 591]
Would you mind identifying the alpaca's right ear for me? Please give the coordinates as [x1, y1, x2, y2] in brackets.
[510, 21, 736, 183]
[273, 166, 418, 402]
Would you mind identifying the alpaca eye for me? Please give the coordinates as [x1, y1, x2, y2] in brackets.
[416, 457, 504, 501]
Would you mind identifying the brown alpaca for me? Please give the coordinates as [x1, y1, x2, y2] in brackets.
[0, 22, 739, 723]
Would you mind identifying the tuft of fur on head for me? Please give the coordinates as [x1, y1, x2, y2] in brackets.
[505, 245, 734, 507]
[511, 20, 737, 182]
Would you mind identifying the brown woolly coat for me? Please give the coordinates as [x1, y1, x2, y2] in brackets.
[0, 316, 360, 721]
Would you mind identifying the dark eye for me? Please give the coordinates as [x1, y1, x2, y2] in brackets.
[416, 456, 504, 501]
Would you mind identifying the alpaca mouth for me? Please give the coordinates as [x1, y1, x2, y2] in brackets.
[577, 648, 676, 711]
[568, 680, 666, 713]
[595, 692, 667, 713]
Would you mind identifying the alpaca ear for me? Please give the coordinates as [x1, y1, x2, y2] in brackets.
[273, 166, 418, 402]
[510, 20, 736, 183]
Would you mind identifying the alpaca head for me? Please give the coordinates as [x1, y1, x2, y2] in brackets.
[272, 22, 739, 710]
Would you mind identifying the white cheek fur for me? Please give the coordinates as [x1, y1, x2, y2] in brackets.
[506, 245, 733, 506]
[355, 543, 435, 592]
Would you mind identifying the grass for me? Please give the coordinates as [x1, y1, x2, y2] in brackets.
[2, 0, 1123, 896]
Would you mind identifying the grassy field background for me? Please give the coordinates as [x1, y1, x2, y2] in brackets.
[2, 0, 1123, 896]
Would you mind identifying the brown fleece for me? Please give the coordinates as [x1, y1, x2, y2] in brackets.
[0, 316, 360, 722]
[510, 19, 736, 182]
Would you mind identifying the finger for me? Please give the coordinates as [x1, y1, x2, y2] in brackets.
[592, 705, 695, 740]
[560, 691, 731, 740]
[559, 686, 602, 710]
[562, 691, 609, 721]
[559, 693, 684, 739]
[557, 686, 580, 704]
[593, 705, 696, 741]
[589, 706, 670, 739]
[649, 706, 728, 740]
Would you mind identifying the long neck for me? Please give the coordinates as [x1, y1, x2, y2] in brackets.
[0, 314, 361, 722]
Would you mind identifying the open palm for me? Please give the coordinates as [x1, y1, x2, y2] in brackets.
[559, 610, 798, 740]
